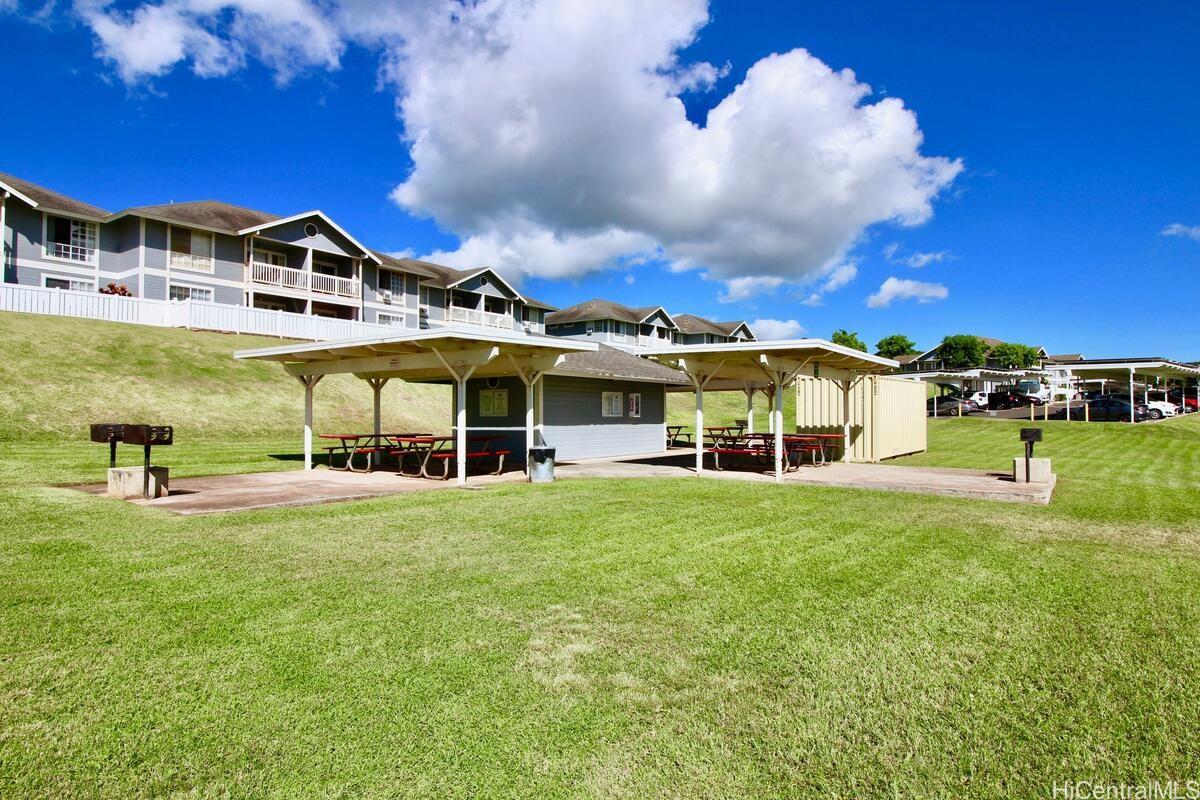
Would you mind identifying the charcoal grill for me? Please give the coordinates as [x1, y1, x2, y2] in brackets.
[119, 425, 174, 499]
[89, 423, 126, 469]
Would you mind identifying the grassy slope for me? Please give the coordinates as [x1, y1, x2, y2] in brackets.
[2, 314, 1200, 798]
[0, 312, 450, 440]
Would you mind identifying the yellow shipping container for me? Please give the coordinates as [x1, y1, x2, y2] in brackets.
[794, 374, 926, 462]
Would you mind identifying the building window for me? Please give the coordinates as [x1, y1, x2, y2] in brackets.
[169, 284, 213, 302]
[377, 313, 404, 326]
[628, 393, 641, 418]
[602, 391, 623, 418]
[253, 249, 288, 267]
[44, 275, 95, 292]
[480, 388, 508, 417]
[381, 269, 405, 296]
[168, 227, 215, 273]
[44, 215, 97, 264]
[304, 222, 319, 238]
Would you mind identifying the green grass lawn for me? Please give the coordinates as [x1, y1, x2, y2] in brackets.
[2, 314, 1200, 797]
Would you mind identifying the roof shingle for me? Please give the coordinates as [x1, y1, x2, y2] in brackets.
[0, 172, 109, 219]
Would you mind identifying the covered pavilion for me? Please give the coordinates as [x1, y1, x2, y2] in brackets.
[1045, 358, 1200, 422]
[640, 339, 899, 482]
[235, 327, 597, 485]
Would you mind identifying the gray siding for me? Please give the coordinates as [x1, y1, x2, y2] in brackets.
[455, 271, 517, 299]
[423, 286, 445, 326]
[143, 273, 167, 301]
[541, 376, 665, 460]
[144, 220, 168, 272]
[255, 216, 360, 258]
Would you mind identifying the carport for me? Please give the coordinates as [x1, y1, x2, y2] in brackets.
[641, 340, 898, 482]
[235, 328, 597, 485]
[1046, 358, 1200, 422]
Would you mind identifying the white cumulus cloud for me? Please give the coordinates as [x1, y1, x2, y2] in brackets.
[1162, 223, 1200, 241]
[751, 318, 805, 340]
[866, 276, 948, 308]
[57, 0, 962, 298]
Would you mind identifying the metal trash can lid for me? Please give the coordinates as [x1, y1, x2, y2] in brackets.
[529, 446, 555, 463]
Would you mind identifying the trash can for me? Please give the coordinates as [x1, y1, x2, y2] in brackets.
[528, 446, 556, 483]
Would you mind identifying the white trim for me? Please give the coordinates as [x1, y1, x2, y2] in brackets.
[168, 280, 215, 303]
[11, 257, 99, 277]
[167, 224, 216, 275]
[42, 273, 96, 291]
[628, 392, 642, 418]
[41, 211, 99, 266]
[443, 267, 527, 303]
[0, 179, 39, 209]
[637, 305, 679, 329]
[237, 210, 381, 264]
[137, 218, 146, 298]
[601, 391, 624, 418]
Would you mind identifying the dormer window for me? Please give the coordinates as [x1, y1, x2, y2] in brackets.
[44, 214, 97, 264]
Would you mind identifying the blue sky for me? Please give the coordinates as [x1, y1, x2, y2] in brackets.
[2, 1, 1198, 357]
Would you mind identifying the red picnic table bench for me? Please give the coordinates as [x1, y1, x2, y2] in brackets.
[706, 432, 843, 472]
[319, 432, 432, 473]
[390, 434, 511, 480]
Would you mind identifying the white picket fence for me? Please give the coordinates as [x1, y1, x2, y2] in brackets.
[0, 283, 400, 341]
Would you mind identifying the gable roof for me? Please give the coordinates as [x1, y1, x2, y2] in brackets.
[673, 313, 754, 339]
[547, 299, 678, 327]
[118, 200, 279, 233]
[237, 210, 381, 264]
[371, 254, 554, 309]
[0, 172, 109, 219]
[553, 344, 690, 385]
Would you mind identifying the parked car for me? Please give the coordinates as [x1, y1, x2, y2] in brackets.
[1166, 388, 1197, 413]
[927, 395, 978, 416]
[1141, 390, 1179, 420]
[987, 386, 1041, 410]
[967, 391, 989, 408]
[1052, 396, 1149, 422]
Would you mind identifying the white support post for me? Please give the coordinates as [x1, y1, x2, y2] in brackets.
[294, 374, 323, 470]
[773, 372, 785, 483]
[841, 378, 853, 462]
[1129, 369, 1136, 423]
[431, 346, 490, 487]
[694, 376, 705, 474]
[767, 386, 776, 432]
[1064, 370, 1072, 421]
[744, 382, 755, 434]
[367, 377, 388, 469]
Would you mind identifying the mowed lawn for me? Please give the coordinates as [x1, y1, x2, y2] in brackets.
[2, 416, 1199, 798]
[0, 312, 1198, 798]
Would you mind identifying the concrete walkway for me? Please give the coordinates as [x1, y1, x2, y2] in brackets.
[77, 467, 525, 515]
[557, 451, 1055, 504]
[76, 450, 1054, 514]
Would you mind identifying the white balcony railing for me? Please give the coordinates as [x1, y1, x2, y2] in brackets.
[448, 306, 512, 329]
[46, 242, 96, 264]
[169, 251, 214, 273]
[310, 271, 359, 299]
[247, 262, 359, 299]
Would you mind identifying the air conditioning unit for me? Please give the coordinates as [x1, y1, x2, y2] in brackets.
[380, 290, 393, 304]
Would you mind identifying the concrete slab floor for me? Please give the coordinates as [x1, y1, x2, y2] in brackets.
[73, 450, 1054, 514]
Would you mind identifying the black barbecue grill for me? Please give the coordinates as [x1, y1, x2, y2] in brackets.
[91, 423, 174, 498]
[89, 423, 126, 469]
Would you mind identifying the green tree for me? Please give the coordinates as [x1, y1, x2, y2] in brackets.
[831, 329, 867, 352]
[938, 334, 988, 369]
[989, 342, 1042, 369]
[875, 334, 918, 359]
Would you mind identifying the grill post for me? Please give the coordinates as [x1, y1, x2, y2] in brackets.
[109, 439, 118, 469]
[143, 443, 152, 499]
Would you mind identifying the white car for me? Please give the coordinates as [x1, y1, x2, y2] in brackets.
[967, 391, 989, 408]
[1143, 391, 1179, 420]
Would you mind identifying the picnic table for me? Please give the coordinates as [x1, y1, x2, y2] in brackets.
[390, 434, 511, 480]
[705, 432, 844, 472]
[319, 432, 431, 473]
[666, 425, 693, 447]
